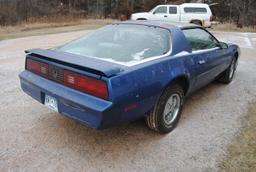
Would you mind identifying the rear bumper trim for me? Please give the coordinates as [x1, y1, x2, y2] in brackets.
[19, 70, 113, 129]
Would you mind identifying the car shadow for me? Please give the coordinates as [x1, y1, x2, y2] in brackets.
[28, 110, 167, 163]
[180, 81, 227, 122]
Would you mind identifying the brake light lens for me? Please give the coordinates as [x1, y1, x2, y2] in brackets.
[64, 70, 108, 99]
[210, 15, 214, 22]
[26, 58, 49, 76]
[26, 58, 108, 100]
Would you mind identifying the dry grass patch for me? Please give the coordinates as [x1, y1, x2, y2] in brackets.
[212, 23, 256, 33]
[218, 100, 256, 171]
[0, 18, 114, 40]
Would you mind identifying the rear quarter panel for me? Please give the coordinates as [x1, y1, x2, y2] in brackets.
[107, 53, 195, 125]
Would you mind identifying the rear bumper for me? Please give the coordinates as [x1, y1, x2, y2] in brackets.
[19, 70, 113, 129]
[203, 21, 212, 28]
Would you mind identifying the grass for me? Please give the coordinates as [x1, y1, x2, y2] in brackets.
[211, 22, 256, 33]
[218, 100, 256, 172]
[0, 18, 114, 40]
[1, 18, 256, 41]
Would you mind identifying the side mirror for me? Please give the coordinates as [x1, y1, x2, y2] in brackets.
[218, 42, 228, 49]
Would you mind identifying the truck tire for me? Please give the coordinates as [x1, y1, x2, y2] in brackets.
[145, 83, 184, 134]
[191, 20, 202, 26]
[137, 18, 147, 20]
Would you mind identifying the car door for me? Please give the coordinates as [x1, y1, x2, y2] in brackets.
[150, 6, 168, 20]
[166, 6, 180, 22]
[182, 28, 228, 90]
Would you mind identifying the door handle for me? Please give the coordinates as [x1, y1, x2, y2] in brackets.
[198, 60, 206, 65]
[164, 15, 168, 17]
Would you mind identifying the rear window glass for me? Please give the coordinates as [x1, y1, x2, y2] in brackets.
[56, 24, 171, 63]
[169, 7, 177, 14]
[184, 7, 207, 13]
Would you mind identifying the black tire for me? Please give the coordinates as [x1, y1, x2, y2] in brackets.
[191, 20, 202, 26]
[145, 84, 184, 134]
[137, 18, 147, 20]
[217, 57, 238, 84]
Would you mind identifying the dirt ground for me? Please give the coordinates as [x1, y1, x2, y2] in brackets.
[0, 19, 114, 41]
[0, 30, 256, 172]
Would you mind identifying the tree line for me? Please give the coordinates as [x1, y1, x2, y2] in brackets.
[0, 0, 255, 26]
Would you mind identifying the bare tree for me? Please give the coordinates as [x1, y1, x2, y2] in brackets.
[0, 0, 255, 26]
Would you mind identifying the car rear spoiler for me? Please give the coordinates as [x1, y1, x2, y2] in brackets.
[25, 49, 126, 77]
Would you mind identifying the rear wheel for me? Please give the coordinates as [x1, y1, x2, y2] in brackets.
[217, 57, 238, 84]
[137, 18, 147, 20]
[145, 84, 184, 134]
[191, 20, 202, 26]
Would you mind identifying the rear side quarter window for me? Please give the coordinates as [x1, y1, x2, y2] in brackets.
[184, 7, 207, 13]
[182, 28, 219, 51]
[169, 7, 177, 14]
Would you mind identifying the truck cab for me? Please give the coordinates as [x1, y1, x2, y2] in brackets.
[149, 5, 180, 22]
[131, 3, 213, 27]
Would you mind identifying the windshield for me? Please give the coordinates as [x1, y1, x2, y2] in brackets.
[56, 24, 171, 64]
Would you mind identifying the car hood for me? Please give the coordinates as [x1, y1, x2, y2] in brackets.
[25, 48, 127, 77]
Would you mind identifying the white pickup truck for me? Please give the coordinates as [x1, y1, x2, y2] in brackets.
[131, 3, 213, 27]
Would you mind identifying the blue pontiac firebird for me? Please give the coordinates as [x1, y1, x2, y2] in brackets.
[19, 21, 240, 133]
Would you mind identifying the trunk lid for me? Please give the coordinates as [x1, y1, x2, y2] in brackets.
[25, 49, 127, 77]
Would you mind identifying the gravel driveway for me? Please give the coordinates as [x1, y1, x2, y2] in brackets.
[0, 30, 256, 172]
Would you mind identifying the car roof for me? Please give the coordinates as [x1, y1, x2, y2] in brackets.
[114, 20, 198, 30]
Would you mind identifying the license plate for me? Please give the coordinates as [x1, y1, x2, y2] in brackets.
[45, 95, 58, 112]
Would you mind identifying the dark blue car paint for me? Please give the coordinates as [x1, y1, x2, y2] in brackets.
[19, 21, 239, 129]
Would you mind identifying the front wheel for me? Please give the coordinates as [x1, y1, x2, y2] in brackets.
[145, 84, 184, 134]
[136, 18, 147, 20]
[217, 57, 238, 84]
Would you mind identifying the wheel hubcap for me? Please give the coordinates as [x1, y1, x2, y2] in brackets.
[163, 93, 181, 125]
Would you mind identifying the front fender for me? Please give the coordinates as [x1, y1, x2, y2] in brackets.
[228, 43, 240, 58]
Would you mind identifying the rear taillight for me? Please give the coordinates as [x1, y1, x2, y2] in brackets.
[64, 70, 108, 99]
[26, 58, 49, 76]
[210, 15, 214, 22]
[26, 58, 108, 100]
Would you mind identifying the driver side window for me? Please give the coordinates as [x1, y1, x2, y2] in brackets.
[183, 28, 219, 51]
[154, 6, 167, 14]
